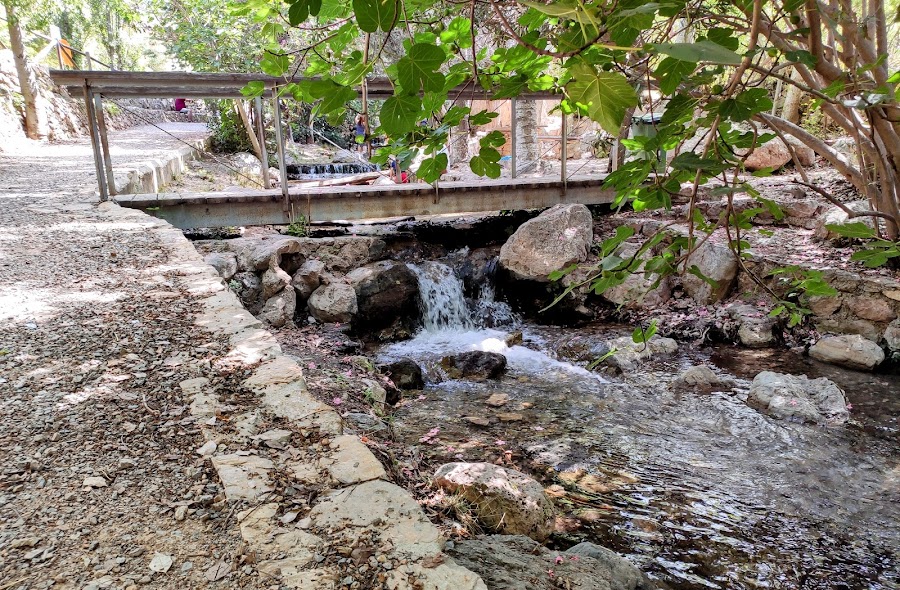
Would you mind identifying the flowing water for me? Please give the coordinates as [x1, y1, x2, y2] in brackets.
[378, 261, 900, 590]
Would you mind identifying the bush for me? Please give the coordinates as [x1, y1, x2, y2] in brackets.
[207, 100, 253, 154]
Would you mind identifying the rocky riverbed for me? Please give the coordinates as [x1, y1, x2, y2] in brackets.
[191, 182, 899, 589]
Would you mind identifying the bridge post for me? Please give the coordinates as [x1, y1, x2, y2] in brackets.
[93, 92, 116, 197]
[82, 84, 108, 202]
[560, 109, 567, 191]
[254, 96, 270, 189]
[272, 87, 290, 211]
[510, 98, 517, 179]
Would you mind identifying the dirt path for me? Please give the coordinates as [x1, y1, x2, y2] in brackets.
[0, 125, 269, 589]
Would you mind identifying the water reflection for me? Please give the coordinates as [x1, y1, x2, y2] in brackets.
[378, 324, 900, 589]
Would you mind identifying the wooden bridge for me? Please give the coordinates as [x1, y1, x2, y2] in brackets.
[116, 175, 614, 228]
[49, 70, 613, 227]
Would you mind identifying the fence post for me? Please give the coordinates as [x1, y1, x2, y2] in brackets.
[94, 93, 116, 197]
[83, 84, 108, 202]
[254, 96, 270, 189]
[85, 51, 92, 71]
[272, 87, 290, 213]
[510, 99, 517, 179]
[560, 108, 567, 191]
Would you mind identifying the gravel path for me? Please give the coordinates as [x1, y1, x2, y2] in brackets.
[0, 125, 272, 589]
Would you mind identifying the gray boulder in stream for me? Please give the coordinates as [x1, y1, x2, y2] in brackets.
[448, 535, 654, 590]
[498, 203, 593, 282]
[378, 358, 425, 390]
[308, 282, 357, 323]
[346, 260, 419, 339]
[748, 371, 850, 424]
[440, 351, 507, 380]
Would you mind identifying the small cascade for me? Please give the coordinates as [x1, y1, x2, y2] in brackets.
[472, 257, 516, 327]
[285, 162, 379, 179]
[410, 262, 473, 331]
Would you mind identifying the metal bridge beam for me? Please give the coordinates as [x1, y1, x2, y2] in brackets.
[115, 177, 614, 229]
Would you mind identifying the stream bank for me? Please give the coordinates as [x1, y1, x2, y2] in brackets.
[191, 187, 899, 589]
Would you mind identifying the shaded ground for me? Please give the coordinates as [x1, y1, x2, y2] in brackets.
[0, 125, 274, 589]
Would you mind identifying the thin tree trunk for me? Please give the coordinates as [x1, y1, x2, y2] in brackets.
[234, 100, 263, 162]
[4, 0, 46, 139]
[780, 68, 804, 124]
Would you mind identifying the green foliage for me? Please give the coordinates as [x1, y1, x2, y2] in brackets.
[207, 101, 253, 154]
[768, 266, 839, 326]
[825, 222, 900, 267]
[565, 63, 639, 135]
[285, 215, 309, 237]
[632, 319, 659, 345]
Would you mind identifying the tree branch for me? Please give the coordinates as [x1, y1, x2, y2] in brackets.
[791, 180, 900, 227]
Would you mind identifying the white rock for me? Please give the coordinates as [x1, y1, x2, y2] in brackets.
[307, 282, 358, 323]
[681, 241, 738, 304]
[149, 552, 174, 573]
[82, 476, 108, 488]
[174, 505, 188, 521]
[433, 462, 555, 541]
[196, 440, 218, 457]
[749, 371, 849, 424]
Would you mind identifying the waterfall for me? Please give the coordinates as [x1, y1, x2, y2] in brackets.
[410, 262, 473, 331]
[410, 260, 518, 332]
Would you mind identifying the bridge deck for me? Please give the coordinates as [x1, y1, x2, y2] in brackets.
[116, 174, 615, 228]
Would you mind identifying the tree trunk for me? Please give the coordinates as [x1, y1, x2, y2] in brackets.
[234, 100, 263, 162]
[4, 0, 46, 140]
[780, 68, 804, 124]
[514, 99, 539, 175]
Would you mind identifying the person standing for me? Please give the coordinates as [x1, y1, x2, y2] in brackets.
[354, 115, 367, 153]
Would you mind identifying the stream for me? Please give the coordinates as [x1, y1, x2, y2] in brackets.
[376, 261, 900, 589]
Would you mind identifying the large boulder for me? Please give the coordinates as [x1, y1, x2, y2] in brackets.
[809, 334, 885, 370]
[231, 271, 263, 312]
[291, 259, 325, 300]
[307, 283, 358, 324]
[378, 358, 425, 390]
[748, 371, 849, 424]
[741, 138, 791, 171]
[498, 204, 593, 282]
[295, 236, 386, 273]
[727, 304, 778, 348]
[814, 202, 876, 242]
[346, 260, 419, 338]
[681, 241, 738, 304]
[440, 351, 507, 380]
[205, 252, 238, 280]
[600, 243, 672, 309]
[844, 295, 897, 323]
[449, 535, 653, 590]
[434, 464, 555, 541]
[258, 288, 296, 328]
[240, 236, 304, 271]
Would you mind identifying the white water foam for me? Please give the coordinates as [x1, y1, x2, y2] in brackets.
[382, 262, 604, 381]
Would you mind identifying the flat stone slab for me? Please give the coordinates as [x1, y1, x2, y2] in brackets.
[240, 503, 324, 579]
[211, 454, 274, 501]
[318, 435, 386, 485]
[310, 479, 444, 560]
